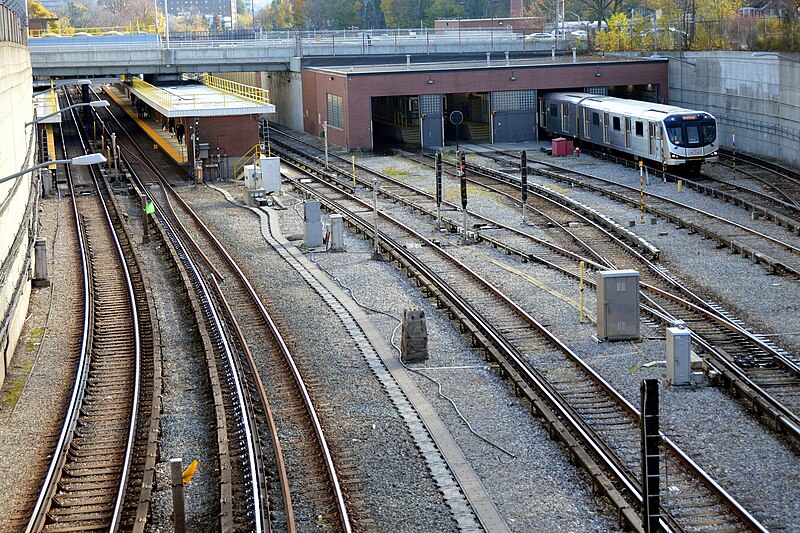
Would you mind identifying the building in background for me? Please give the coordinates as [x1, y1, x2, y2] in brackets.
[168, 0, 237, 28]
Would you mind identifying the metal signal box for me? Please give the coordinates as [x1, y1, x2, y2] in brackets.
[596, 270, 640, 340]
[666, 327, 692, 386]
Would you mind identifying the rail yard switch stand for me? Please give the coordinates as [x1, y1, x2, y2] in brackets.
[401, 307, 429, 363]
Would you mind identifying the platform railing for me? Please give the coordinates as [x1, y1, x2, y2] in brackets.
[233, 144, 263, 181]
[201, 73, 271, 105]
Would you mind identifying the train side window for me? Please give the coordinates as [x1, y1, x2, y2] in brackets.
[612, 116, 621, 131]
[592, 112, 600, 126]
[550, 104, 558, 117]
[635, 121, 644, 137]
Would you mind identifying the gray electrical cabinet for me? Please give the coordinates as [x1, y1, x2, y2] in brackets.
[304, 200, 323, 248]
[596, 270, 640, 340]
[666, 327, 692, 386]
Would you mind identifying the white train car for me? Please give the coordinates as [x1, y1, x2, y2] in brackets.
[539, 92, 718, 168]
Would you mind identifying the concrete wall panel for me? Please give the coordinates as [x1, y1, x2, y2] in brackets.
[0, 42, 34, 388]
[663, 51, 800, 166]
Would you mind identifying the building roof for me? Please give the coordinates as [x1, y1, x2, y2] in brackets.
[307, 55, 642, 76]
[126, 81, 275, 118]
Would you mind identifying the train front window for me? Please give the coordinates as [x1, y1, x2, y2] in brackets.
[685, 125, 700, 144]
[666, 126, 683, 145]
[702, 121, 716, 144]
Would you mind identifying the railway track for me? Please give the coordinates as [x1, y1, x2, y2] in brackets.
[497, 153, 800, 278]
[270, 127, 800, 448]
[96, 91, 352, 532]
[578, 145, 800, 231]
[712, 149, 800, 210]
[25, 93, 154, 532]
[275, 142, 768, 532]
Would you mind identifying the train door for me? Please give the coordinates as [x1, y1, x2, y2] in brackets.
[582, 108, 590, 139]
[649, 122, 658, 155]
[624, 117, 631, 148]
[603, 112, 610, 144]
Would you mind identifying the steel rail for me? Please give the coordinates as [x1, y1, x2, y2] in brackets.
[273, 133, 800, 446]
[157, 176, 351, 532]
[26, 94, 142, 532]
[25, 108, 93, 533]
[281, 156, 767, 532]
[95, 95, 348, 531]
[94, 94, 277, 530]
[121, 148, 265, 531]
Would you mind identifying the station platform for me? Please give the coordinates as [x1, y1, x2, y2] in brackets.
[104, 85, 189, 164]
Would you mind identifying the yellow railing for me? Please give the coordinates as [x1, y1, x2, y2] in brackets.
[30, 25, 155, 37]
[124, 74, 270, 111]
[201, 74, 271, 105]
[233, 144, 264, 181]
[125, 76, 173, 111]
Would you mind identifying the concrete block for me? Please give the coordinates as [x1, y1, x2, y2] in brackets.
[401, 307, 429, 363]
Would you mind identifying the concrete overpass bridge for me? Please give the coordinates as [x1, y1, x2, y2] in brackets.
[29, 29, 565, 78]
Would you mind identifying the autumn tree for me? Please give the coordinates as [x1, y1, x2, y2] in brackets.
[28, 0, 57, 19]
[424, 0, 465, 25]
[381, 0, 423, 27]
[321, 0, 362, 29]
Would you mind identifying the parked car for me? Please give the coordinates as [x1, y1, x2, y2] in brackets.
[570, 30, 588, 40]
[525, 32, 555, 42]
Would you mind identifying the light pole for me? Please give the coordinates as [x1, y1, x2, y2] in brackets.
[0, 154, 107, 187]
[323, 120, 329, 169]
[164, 0, 170, 48]
[27, 100, 109, 126]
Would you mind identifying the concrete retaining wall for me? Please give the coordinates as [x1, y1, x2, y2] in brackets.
[0, 42, 35, 388]
[660, 51, 800, 167]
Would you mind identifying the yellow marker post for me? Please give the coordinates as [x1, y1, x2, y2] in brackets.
[677, 179, 683, 192]
[579, 261, 585, 323]
[352, 155, 356, 188]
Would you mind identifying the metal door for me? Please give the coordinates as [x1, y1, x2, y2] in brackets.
[420, 94, 443, 150]
[625, 117, 631, 148]
[491, 90, 537, 143]
[649, 122, 658, 155]
[596, 270, 640, 340]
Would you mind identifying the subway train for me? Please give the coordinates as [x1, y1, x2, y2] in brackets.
[539, 92, 718, 169]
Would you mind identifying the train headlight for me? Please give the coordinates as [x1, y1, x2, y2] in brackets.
[710, 151, 718, 156]
[671, 153, 679, 159]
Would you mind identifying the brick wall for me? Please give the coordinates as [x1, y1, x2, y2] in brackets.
[194, 114, 259, 158]
[308, 61, 668, 150]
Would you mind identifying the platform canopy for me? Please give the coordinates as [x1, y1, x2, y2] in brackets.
[124, 74, 276, 118]
[33, 90, 62, 124]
